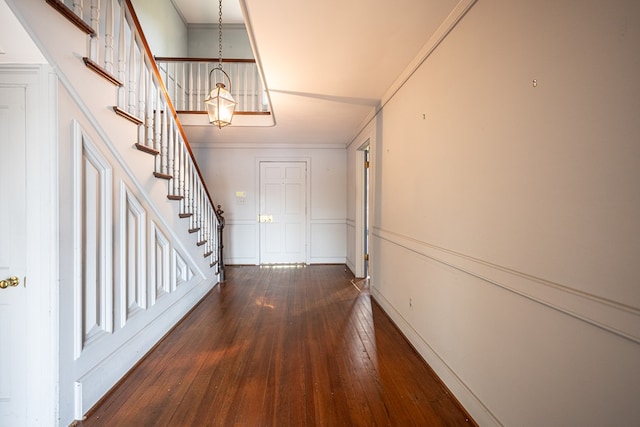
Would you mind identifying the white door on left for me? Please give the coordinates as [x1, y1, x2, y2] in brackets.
[0, 85, 28, 426]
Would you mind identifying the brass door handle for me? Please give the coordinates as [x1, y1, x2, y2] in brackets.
[0, 276, 19, 289]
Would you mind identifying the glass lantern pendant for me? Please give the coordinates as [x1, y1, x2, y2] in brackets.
[204, 0, 236, 128]
[204, 70, 237, 128]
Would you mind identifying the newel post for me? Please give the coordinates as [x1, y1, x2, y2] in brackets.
[216, 205, 225, 281]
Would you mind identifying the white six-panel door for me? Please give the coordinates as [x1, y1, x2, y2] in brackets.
[259, 162, 307, 264]
[0, 85, 28, 426]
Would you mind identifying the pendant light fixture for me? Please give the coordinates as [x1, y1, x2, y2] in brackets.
[204, 0, 237, 128]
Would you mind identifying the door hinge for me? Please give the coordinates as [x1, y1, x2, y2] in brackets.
[364, 161, 370, 169]
[364, 253, 369, 261]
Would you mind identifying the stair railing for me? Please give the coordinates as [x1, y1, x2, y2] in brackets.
[155, 57, 270, 114]
[47, 0, 224, 272]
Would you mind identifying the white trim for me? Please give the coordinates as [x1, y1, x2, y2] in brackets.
[379, 0, 477, 107]
[0, 64, 59, 425]
[72, 122, 115, 358]
[256, 157, 311, 264]
[373, 226, 640, 344]
[191, 141, 346, 150]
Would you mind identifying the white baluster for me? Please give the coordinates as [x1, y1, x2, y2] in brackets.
[104, 0, 114, 74]
[196, 63, 201, 108]
[188, 63, 193, 111]
[137, 61, 146, 146]
[153, 83, 161, 154]
[128, 32, 137, 115]
[145, 65, 153, 149]
[179, 143, 185, 199]
[89, 0, 100, 62]
[171, 63, 178, 110]
[183, 156, 190, 215]
[190, 167, 197, 229]
[167, 121, 174, 185]
[243, 63, 248, 113]
[234, 63, 241, 112]
[172, 127, 180, 197]
[180, 63, 186, 111]
[117, 3, 126, 108]
[73, 0, 83, 19]
[160, 103, 168, 176]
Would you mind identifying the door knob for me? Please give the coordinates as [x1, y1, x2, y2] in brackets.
[258, 214, 273, 223]
[0, 276, 19, 289]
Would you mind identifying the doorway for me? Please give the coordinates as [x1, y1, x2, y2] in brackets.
[0, 84, 28, 426]
[258, 161, 308, 264]
[0, 65, 56, 426]
[363, 147, 370, 277]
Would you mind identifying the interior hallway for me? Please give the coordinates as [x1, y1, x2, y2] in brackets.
[77, 265, 475, 426]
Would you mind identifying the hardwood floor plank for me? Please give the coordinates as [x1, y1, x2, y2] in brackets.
[78, 265, 475, 426]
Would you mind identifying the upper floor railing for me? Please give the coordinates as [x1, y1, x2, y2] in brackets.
[155, 57, 270, 114]
[46, 0, 224, 270]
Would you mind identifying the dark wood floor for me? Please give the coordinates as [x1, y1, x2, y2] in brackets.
[78, 265, 475, 426]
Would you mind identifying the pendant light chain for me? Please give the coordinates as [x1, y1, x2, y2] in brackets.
[218, 0, 223, 70]
[204, 0, 236, 128]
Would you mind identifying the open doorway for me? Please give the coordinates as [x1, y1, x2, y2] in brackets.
[363, 146, 370, 278]
[354, 140, 370, 279]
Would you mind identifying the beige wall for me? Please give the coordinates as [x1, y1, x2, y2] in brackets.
[367, 0, 640, 425]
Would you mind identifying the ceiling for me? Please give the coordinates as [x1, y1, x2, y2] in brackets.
[1, 0, 467, 148]
[172, 0, 245, 25]
[175, 0, 464, 147]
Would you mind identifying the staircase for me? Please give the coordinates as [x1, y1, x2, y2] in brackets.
[6, 0, 225, 424]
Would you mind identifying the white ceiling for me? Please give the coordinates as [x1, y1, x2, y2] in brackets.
[176, 0, 464, 147]
[172, 0, 245, 25]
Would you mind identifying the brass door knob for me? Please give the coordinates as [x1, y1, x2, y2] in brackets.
[0, 276, 19, 289]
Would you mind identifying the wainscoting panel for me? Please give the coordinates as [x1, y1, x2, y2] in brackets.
[225, 220, 258, 265]
[73, 124, 113, 359]
[173, 249, 193, 290]
[370, 227, 640, 426]
[346, 219, 356, 273]
[66, 120, 216, 418]
[150, 222, 171, 305]
[310, 220, 346, 264]
[373, 227, 640, 343]
[120, 183, 147, 325]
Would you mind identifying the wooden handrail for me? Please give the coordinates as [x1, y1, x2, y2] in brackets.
[155, 57, 256, 64]
[123, 0, 222, 222]
[176, 111, 271, 116]
[45, 0, 96, 36]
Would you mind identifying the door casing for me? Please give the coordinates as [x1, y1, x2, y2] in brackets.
[257, 158, 310, 264]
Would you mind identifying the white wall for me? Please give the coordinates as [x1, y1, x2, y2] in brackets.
[131, 0, 188, 57]
[188, 24, 254, 59]
[193, 145, 347, 265]
[367, 0, 640, 425]
[0, 0, 46, 63]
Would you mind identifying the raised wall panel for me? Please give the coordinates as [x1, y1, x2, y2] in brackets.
[119, 183, 147, 326]
[172, 249, 193, 290]
[0, 304, 13, 402]
[225, 221, 257, 264]
[150, 222, 171, 305]
[310, 221, 347, 264]
[72, 122, 113, 359]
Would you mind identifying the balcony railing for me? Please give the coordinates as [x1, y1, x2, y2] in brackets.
[155, 58, 271, 114]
